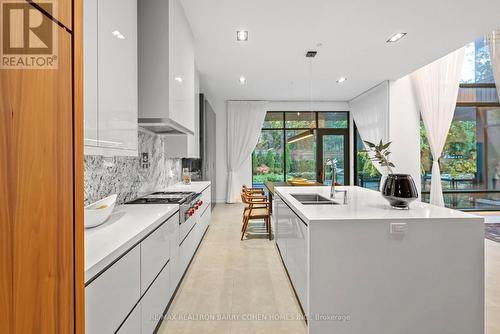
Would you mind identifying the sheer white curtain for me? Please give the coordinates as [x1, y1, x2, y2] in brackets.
[226, 101, 268, 203]
[487, 30, 500, 98]
[349, 81, 390, 181]
[411, 47, 465, 206]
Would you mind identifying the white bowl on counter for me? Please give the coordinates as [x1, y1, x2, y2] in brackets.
[84, 194, 117, 228]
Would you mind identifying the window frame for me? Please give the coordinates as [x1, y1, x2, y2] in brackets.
[252, 111, 350, 186]
[419, 83, 500, 211]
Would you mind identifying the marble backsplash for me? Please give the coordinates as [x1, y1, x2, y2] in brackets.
[84, 129, 182, 206]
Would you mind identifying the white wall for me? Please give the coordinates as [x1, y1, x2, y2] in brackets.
[214, 100, 350, 203]
[389, 76, 421, 195]
[349, 78, 421, 196]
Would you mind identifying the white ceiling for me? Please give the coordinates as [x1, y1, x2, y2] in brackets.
[181, 0, 500, 104]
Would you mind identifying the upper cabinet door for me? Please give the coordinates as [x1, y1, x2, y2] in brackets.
[97, 0, 138, 152]
[83, 0, 98, 147]
[31, 0, 72, 30]
[169, 0, 195, 133]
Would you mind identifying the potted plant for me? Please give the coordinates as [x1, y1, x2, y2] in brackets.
[363, 140, 418, 209]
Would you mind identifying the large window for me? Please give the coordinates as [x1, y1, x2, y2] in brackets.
[420, 37, 500, 211]
[252, 111, 349, 187]
[354, 127, 382, 190]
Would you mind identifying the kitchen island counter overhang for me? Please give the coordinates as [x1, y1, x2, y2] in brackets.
[273, 185, 484, 334]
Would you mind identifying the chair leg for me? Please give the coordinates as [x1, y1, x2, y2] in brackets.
[268, 217, 272, 240]
[241, 217, 249, 240]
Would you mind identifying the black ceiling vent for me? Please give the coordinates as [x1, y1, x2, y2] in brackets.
[306, 50, 317, 58]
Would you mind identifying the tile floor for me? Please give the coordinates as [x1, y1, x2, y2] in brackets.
[158, 204, 500, 334]
[158, 204, 307, 334]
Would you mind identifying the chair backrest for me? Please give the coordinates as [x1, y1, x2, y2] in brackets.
[240, 192, 249, 204]
[242, 185, 251, 194]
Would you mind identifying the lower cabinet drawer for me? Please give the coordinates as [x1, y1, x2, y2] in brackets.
[178, 232, 191, 277]
[200, 186, 211, 213]
[85, 246, 141, 334]
[116, 302, 141, 334]
[141, 213, 178, 293]
[141, 261, 171, 334]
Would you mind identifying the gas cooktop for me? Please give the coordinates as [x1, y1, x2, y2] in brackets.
[125, 192, 197, 204]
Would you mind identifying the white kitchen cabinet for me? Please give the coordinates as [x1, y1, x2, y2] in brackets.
[169, 220, 180, 296]
[83, 0, 98, 147]
[274, 196, 308, 311]
[294, 218, 308, 314]
[178, 227, 193, 277]
[200, 185, 211, 213]
[163, 69, 200, 158]
[84, 0, 138, 156]
[141, 261, 171, 334]
[85, 245, 141, 334]
[275, 196, 288, 266]
[164, 133, 199, 158]
[141, 213, 178, 293]
[116, 302, 141, 334]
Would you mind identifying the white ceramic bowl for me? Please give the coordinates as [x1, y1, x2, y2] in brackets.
[84, 194, 117, 228]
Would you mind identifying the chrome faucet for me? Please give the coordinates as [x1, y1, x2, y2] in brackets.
[329, 159, 336, 198]
[328, 158, 347, 204]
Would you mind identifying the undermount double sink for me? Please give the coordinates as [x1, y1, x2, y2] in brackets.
[291, 193, 340, 205]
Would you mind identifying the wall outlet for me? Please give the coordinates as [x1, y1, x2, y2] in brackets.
[141, 152, 150, 168]
[390, 222, 407, 234]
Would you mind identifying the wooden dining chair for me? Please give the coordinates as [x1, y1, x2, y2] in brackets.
[242, 185, 265, 196]
[240, 192, 272, 241]
[241, 186, 267, 231]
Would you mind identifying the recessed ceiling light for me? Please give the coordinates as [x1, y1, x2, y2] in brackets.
[174, 77, 183, 83]
[305, 50, 317, 58]
[336, 77, 347, 84]
[112, 30, 125, 39]
[239, 76, 246, 84]
[386, 32, 407, 43]
[236, 30, 248, 41]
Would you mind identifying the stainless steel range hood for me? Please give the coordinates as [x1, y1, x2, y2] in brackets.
[138, 118, 194, 135]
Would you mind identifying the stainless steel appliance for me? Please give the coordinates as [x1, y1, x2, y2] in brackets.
[126, 191, 203, 244]
[126, 191, 202, 224]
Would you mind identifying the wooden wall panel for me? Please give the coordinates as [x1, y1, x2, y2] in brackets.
[29, 0, 73, 31]
[73, 0, 85, 332]
[0, 55, 14, 334]
[0, 25, 74, 333]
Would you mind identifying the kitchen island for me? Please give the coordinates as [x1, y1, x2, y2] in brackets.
[273, 185, 484, 334]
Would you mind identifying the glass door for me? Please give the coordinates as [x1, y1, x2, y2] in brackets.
[317, 129, 349, 185]
[285, 129, 317, 182]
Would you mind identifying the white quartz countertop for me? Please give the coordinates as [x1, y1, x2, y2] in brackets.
[162, 181, 211, 194]
[84, 204, 179, 284]
[274, 186, 482, 224]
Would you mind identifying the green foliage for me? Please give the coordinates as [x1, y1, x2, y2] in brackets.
[275, 152, 283, 171]
[266, 149, 275, 171]
[442, 159, 476, 178]
[252, 173, 284, 183]
[420, 119, 478, 178]
[285, 145, 292, 174]
[362, 140, 395, 174]
[357, 151, 380, 177]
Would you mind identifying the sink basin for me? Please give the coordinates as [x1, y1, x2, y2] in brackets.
[291, 193, 339, 205]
